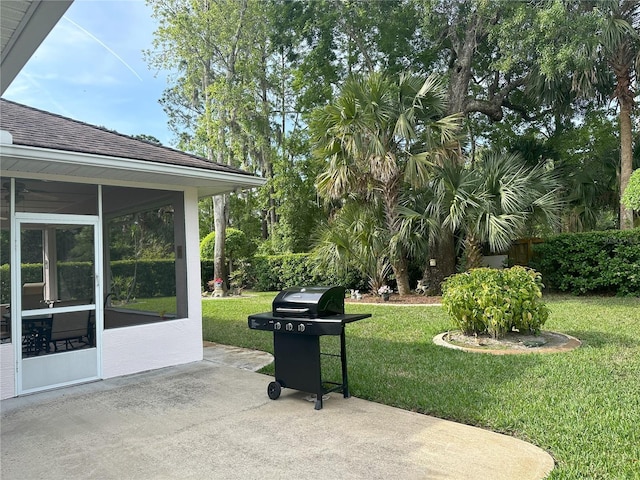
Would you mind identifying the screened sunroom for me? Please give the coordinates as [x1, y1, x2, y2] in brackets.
[0, 100, 264, 398]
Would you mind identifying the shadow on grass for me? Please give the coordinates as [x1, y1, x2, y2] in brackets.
[563, 329, 639, 349]
[319, 334, 542, 426]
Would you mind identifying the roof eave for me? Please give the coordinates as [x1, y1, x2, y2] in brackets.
[1, 1, 73, 95]
[0, 143, 266, 196]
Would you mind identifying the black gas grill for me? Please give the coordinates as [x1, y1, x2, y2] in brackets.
[248, 286, 371, 410]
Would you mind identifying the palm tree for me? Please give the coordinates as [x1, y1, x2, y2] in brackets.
[402, 152, 562, 286]
[311, 72, 461, 295]
[570, 0, 640, 229]
[595, 0, 639, 229]
[457, 152, 562, 269]
[312, 202, 391, 293]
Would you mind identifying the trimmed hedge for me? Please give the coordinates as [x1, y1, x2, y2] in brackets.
[530, 229, 640, 296]
[110, 259, 176, 299]
[0, 260, 176, 304]
[202, 254, 367, 292]
[1, 263, 96, 304]
[0, 264, 42, 304]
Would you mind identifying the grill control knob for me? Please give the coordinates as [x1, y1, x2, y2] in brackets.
[286, 323, 294, 331]
[297, 323, 306, 333]
[274, 322, 282, 330]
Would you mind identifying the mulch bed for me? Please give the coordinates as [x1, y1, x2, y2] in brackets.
[345, 293, 442, 305]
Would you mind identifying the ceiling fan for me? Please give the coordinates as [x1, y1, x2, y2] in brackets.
[1, 181, 58, 199]
[1, 181, 60, 220]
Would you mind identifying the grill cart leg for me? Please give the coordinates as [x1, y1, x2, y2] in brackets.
[340, 327, 350, 398]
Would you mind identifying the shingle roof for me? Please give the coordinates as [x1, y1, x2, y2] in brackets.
[0, 98, 253, 177]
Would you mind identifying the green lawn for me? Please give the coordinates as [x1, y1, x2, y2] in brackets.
[199, 293, 640, 479]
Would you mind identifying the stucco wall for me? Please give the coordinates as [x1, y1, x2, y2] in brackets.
[0, 343, 15, 399]
[102, 318, 202, 378]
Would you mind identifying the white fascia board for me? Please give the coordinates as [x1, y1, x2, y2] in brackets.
[0, 143, 266, 194]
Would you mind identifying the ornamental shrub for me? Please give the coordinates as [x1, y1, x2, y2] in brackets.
[441, 266, 549, 338]
[200, 228, 251, 260]
[530, 229, 640, 296]
[621, 169, 640, 211]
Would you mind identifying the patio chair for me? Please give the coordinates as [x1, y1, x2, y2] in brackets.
[50, 310, 92, 352]
[22, 282, 46, 310]
[1, 304, 10, 342]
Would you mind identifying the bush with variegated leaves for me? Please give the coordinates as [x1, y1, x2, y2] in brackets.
[441, 266, 549, 338]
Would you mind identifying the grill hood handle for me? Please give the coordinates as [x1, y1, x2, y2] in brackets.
[275, 307, 310, 314]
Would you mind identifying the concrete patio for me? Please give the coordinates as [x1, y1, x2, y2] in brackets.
[1, 343, 554, 479]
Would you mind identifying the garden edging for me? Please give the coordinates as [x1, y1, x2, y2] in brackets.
[433, 331, 581, 355]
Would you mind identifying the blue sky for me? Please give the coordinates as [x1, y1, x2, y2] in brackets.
[3, 0, 175, 147]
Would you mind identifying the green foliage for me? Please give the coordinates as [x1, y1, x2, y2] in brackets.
[622, 169, 640, 211]
[0, 261, 176, 304]
[108, 208, 175, 261]
[276, 0, 426, 112]
[312, 202, 391, 292]
[531, 229, 640, 296]
[424, 151, 561, 253]
[199, 228, 251, 260]
[0, 263, 96, 304]
[441, 266, 549, 338]
[311, 70, 461, 294]
[132, 134, 162, 145]
[496, 110, 623, 232]
[200, 195, 263, 244]
[245, 253, 366, 292]
[265, 146, 325, 253]
[0, 264, 41, 304]
[109, 260, 176, 301]
[0, 230, 9, 266]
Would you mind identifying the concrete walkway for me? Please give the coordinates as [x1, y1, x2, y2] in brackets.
[1, 344, 554, 479]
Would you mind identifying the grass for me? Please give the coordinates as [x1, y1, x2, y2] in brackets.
[110, 297, 177, 316]
[147, 292, 640, 479]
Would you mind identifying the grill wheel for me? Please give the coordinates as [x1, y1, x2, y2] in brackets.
[267, 381, 282, 400]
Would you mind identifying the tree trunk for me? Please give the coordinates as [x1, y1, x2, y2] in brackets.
[436, 20, 481, 286]
[391, 252, 411, 297]
[261, 210, 268, 240]
[619, 99, 634, 230]
[381, 176, 411, 295]
[446, 14, 477, 118]
[424, 229, 456, 295]
[213, 194, 227, 295]
[463, 233, 483, 270]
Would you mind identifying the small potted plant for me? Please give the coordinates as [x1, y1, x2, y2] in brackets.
[378, 285, 392, 301]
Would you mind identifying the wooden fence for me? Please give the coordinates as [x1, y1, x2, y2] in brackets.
[508, 238, 543, 266]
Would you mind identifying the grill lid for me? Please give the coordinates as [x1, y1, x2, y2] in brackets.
[272, 286, 345, 318]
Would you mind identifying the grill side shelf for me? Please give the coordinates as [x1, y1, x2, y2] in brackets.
[247, 314, 274, 331]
